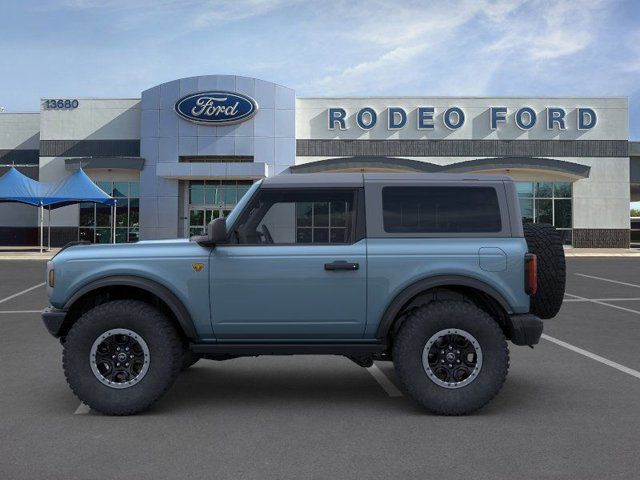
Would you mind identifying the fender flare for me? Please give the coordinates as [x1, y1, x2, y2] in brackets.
[63, 275, 197, 339]
[375, 275, 513, 339]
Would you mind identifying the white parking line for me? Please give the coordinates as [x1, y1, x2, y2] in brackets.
[0, 282, 45, 305]
[74, 403, 91, 415]
[542, 334, 640, 380]
[0, 310, 42, 314]
[366, 363, 403, 397]
[564, 292, 640, 315]
[575, 273, 640, 289]
[563, 298, 640, 303]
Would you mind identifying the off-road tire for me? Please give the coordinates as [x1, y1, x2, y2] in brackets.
[523, 223, 566, 319]
[393, 301, 509, 415]
[63, 300, 182, 415]
[181, 350, 201, 370]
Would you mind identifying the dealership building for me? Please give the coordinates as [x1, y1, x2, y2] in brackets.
[0, 74, 638, 248]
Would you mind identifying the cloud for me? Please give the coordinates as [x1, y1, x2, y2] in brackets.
[305, 0, 613, 95]
[191, 0, 304, 28]
[485, 0, 610, 60]
[307, 0, 494, 94]
[52, 0, 304, 28]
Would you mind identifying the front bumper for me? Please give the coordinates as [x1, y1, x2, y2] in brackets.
[507, 313, 543, 346]
[42, 307, 67, 338]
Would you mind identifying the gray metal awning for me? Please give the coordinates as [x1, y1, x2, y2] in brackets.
[290, 156, 591, 178]
[65, 157, 145, 171]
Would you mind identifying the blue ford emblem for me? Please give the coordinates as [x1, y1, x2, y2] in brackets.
[174, 91, 258, 125]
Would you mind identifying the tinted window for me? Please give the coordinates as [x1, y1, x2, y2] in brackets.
[382, 186, 502, 233]
[233, 189, 356, 245]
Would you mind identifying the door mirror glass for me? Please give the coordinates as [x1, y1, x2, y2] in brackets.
[208, 217, 227, 244]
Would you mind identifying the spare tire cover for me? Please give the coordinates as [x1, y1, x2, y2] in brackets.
[523, 223, 566, 319]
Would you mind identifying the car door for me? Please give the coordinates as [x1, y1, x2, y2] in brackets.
[209, 187, 367, 340]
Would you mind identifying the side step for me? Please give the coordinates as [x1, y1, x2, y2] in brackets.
[189, 342, 387, 356]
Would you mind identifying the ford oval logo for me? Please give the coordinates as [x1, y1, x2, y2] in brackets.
[174, 91, 258, 125]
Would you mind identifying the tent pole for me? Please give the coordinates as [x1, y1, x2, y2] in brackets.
[112, 202, 117, 244]
[47, 208, 51, 251]
[39, 204, 43, 254]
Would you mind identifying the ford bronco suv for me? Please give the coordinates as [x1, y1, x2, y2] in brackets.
[42, 173, 565, 416]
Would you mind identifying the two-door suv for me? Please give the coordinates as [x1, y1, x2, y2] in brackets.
[42, 173, 565, 415]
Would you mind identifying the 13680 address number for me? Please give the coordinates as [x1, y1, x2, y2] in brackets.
[44, 99, 79, 109]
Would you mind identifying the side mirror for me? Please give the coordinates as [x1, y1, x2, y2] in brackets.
[192, 217, 227, 246]
[208, 217, 228, 244]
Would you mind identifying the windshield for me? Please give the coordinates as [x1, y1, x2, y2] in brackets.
[225, 179, 262, 229]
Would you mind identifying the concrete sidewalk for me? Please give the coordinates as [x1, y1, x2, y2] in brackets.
[0, 247, 60, 260]
[564, 247, 640, 257]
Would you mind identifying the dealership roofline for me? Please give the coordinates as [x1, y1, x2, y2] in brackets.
[297, 95, 628, 100]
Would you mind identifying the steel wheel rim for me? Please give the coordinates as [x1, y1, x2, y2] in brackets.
[89, 328, 150, 389]
[422, 328, 483, 389]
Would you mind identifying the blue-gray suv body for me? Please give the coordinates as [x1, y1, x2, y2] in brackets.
[42, 173, 565, 415]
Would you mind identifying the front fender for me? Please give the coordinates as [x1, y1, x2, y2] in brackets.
[62, 275, 198, 339]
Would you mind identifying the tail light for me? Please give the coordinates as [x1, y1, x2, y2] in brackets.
[525, 253, 537, 295]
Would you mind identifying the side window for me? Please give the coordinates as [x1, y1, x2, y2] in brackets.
[382, 186, 502, 233]
[232, 189, 357, 245]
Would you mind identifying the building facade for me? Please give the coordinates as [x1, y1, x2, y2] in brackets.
[0, 75, 637, 247]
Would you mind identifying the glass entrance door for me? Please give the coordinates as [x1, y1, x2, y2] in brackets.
[189, 208, 232, 237]
[187, 180, 253, 237]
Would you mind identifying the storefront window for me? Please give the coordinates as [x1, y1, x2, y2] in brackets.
[79, 181, 140, 243]
[534, 199, 553, 224]
[517, 181, 572, 245]
[535, 182, 553, 198]
[294, 200, 351, 244]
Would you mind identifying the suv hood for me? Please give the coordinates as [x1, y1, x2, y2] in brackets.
[53, 238, 209, 262]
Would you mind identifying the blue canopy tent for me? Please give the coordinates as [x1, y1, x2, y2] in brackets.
[0, 167, 116, 252]
[0, 167, 46, 206]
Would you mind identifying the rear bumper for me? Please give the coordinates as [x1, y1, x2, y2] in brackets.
[42, 307, 67, 338]
[507, 313, 543, 346]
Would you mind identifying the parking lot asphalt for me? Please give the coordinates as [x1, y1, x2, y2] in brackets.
[1, 258, 640, 479]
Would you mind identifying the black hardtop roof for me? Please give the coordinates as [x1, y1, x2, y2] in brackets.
[261, 172, 513, 188]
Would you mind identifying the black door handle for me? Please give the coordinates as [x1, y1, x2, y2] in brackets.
[324, 261, 359, 271]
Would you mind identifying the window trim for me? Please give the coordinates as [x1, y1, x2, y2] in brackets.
[225, 187, 364, 247]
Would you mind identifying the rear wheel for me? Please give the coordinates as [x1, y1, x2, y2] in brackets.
[63, 300, 182, 415]
[393, 301, 509, 415]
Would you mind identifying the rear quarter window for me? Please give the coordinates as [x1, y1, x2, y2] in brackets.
[382, 186, 502, 233]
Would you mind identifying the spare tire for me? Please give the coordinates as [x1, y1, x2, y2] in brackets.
[523, 223, 566, 319]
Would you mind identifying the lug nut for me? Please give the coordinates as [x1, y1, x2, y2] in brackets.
[130, 355, 134, 359]
[449, 346, 453, 350]
[125, 363, 129, 367]
[449, 364, 453, 367]
[112, 355, 116, 359]
[116, 363, 120, 367]
[457, 360, 461, 363]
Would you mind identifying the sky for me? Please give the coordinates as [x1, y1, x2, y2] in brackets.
[1, 0, 639, 140]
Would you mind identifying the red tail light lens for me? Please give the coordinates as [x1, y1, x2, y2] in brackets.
[525, 253, 537, 295]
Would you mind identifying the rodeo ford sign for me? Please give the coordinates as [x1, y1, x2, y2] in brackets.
[328, 106, 597, 131]
[175, 91, 258, 125]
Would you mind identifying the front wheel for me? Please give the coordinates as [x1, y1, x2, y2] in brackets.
[393, 301, 509, 415]
[62, 300, 183, 415]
